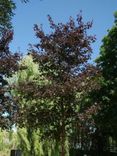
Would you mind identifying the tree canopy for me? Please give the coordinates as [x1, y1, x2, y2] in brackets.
[0, 30, 20, 129]
[95, 12, 117, 139]
[13, 13, 100, 156]
[0, 0, 15, 33]
[0, 0, 30, 34]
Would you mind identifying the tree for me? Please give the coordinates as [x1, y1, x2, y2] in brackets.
[0, 31, 20, 129]
[0, 0, 30, 34]
[8, 55, 39, 155]
[10, 55, 61, 156]
[0, 129, 19, 156]
[95, 11, 117, 147]
[16, 13, 98, 156]
[0, 0, 16, 34]
[0, 0, 32, 129]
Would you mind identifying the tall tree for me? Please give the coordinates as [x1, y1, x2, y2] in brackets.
[16, 13, 98, 156]
[96, 12, 117, 144]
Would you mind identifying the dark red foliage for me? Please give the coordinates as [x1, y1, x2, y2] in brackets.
[0, 31, 20, 76]
[0, 31, 20, 129]
[17, 14, 99, 156]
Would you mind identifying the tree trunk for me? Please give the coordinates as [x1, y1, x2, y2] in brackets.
[60, 98, 66, 156]
[27, 128, 35, 156]
[60, 121, 66, 156]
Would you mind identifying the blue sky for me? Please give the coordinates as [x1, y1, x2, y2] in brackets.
[11, 0, 117, 61]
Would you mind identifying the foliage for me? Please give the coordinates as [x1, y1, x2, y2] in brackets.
[0, 0, 21, 130]
[96, 12, 117, 136]
[0, 128, 61, 156]
[0, 0, 16, 34]
[0, 0, 30, 34]
[10, 55, 63, 156]
[0, 31, 20, 129]
[17, 128, 44, 156]
[15, 13, 99, 156]
[0, 129, 18, 156]
[0, 0, 32, 129]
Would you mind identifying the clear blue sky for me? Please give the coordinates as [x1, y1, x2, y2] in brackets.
[11, 0, 117, 61]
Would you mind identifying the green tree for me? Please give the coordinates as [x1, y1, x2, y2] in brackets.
[0, 0, 30, 34]
[9, 55, 41, 156]
[95, 11, 117, 145]
[0, 0, 16, 34]
[10, 55, 62, 156]
[0, 129, 18, 156]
